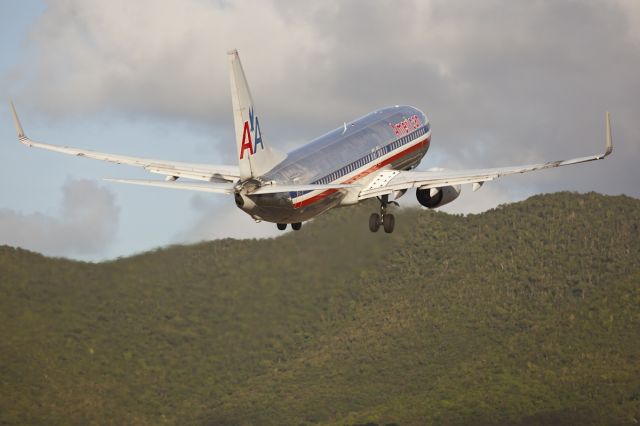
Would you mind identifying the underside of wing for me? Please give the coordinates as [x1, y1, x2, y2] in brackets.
[359, 113, 613, 200]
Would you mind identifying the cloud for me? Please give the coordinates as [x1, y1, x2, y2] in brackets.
[173, 195, 281, 243]
[17, 1, 639, 164]
[4, 0, 639, 253]
[0, 179, 119, 257]
[440, 185, 527, 215]
[19, 0, 330, 124]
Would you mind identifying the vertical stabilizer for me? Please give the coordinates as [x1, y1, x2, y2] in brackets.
[228, 49, 284, 180]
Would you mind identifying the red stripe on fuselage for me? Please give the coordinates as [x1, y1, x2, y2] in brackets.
[293, 134, 431, 209]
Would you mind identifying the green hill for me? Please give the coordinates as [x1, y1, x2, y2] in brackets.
[1, 192, 638, 425]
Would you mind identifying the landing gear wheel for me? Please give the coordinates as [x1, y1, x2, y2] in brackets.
[383, 213, 395, 233]
[291, 222, 302, 231]
[369, 195, 398, 233]
[277, 223, 287, 231]
[369, 213, 381, 232]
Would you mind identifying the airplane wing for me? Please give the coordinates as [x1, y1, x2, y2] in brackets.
[359, 113, 613, 200]
[10, 102, 240, 183]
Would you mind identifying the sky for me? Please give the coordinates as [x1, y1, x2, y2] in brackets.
[1, 0, 639, 261]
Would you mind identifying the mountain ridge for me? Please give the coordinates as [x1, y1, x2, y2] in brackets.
[1, 191, 638, 425]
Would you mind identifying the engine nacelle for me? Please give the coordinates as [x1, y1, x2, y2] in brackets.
[416, 185, 461, 208]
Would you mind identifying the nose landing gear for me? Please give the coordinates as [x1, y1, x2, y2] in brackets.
[369, 195, 397, 233]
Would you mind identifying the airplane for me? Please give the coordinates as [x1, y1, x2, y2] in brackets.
[10, 49, 613, 233]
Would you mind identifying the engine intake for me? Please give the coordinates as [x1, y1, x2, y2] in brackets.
[416, 185, 461, 208]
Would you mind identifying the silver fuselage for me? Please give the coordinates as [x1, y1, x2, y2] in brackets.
[235, 106, 431, 223]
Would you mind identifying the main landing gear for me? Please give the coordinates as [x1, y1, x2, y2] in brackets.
[369, 195, 397, 233]
[277, 222, 302, 231]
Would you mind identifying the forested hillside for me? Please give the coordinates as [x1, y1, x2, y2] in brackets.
[1, 192, 638, 425]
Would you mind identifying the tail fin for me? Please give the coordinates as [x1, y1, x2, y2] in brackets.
[228, 49, 284, 180]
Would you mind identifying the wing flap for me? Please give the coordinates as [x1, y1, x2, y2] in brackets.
[144, 163, 239, 182]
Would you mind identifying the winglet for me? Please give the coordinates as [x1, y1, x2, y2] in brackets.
[604, 111, 613, 157]
[9, 100, 27, 141]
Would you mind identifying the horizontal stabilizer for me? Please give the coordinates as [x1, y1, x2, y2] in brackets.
[105, 179, 359, 196]
[250, 183, 360, 195]
[104, 178, 235, 194]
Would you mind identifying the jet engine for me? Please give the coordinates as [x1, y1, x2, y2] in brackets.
[416, 185, 461, 208]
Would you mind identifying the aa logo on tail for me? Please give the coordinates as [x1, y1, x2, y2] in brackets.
[240, 108, 264, 159]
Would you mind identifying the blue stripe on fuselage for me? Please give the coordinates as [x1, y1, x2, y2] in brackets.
[292, 123, 430, 198]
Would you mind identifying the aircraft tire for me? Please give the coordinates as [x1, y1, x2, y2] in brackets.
[291, 222, 302, 231]
[383, 214, 395, 233]
[277, 223, 287, 230]
[369, 213, 381, 232]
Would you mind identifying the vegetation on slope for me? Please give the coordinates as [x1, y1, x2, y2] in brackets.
[0, 192, 638, 425]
